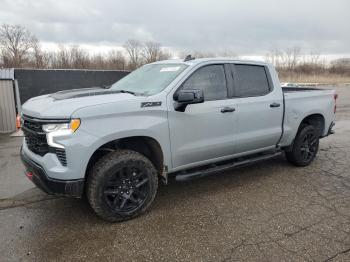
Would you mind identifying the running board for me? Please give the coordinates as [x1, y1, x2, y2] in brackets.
[174, 151, 282, 182]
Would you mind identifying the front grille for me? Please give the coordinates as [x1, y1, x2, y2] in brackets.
[22, 116, 49, 156]
[22, 115, 68, 166]
[23, 119, 43, 133]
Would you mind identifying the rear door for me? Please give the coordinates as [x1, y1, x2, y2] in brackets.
[230, 64, 283, 154]
[168, 64, 238, 169]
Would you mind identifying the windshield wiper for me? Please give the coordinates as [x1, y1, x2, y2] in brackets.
[114, 90, 139, 96]
[101, 87, 145, 96]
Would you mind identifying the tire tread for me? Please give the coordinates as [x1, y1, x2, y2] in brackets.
[86, 149, 158, 222]
[285, 125, 319, 167]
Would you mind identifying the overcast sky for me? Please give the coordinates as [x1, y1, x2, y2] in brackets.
[0, 0, 349, 56]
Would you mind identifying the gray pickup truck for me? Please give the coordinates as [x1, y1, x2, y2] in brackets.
[20, 57, 337, 222]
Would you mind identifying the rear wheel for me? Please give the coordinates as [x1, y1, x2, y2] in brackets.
[285, 125, 319, 166]
[87, 149, 158, 222]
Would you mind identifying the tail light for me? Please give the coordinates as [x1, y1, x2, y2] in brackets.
[334, 93, 338, 113]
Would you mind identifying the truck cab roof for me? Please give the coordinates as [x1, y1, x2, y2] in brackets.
[152, 58, 269, 67]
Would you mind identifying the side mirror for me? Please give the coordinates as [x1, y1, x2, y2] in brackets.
[174, 89, 204, 112]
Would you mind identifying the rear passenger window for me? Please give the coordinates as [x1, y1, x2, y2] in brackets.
[182, 65, 227, 101]
[234, 65, 270, 97]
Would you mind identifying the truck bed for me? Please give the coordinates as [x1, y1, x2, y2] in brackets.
[280, 86, 335, 147]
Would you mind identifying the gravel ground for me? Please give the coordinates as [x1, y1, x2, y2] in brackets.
[0, 86, 349, 261]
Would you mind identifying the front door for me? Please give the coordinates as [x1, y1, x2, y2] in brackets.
[168, 64, 238, 169]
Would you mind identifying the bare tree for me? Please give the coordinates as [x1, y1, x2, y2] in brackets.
[107, 50, 126, 70]
[123, 39, 143, 70]
[265, 49, 283, 68]
[158, 48, 172, 60]
[0, 24, 38, 67]
[308, 51, 321, 66]
[142, 41, 172, 63]
[52, 44, 71, 68]
[90, 54, 106, 69]
[330, 58, 350, 75]
[69, 45, 90, 69]
[31, 42, 50, 68]
[142, 41, 160, 63]
[283, 46, 301, 71]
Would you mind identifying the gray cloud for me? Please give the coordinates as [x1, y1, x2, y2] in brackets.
[0, 0, 349, 54]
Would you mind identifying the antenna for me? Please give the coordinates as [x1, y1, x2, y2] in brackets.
[184, 55, 195, 62]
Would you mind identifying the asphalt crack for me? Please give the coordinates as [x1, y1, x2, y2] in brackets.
[323, 247, 350, 261]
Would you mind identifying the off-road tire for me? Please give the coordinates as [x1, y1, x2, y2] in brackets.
[285, 125, 320, 166]
[87, 149, 158, 222]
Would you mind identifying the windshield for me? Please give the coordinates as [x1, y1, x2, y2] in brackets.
[110, 63, 188, 95]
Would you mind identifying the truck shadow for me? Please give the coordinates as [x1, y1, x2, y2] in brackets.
[47, 154, 290, 222]
[10, 155, 309, 259]
[155, 155, 290, 207]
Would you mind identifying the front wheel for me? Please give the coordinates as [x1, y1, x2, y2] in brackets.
[285, 125, 320, 166]
[87, 149, 158, 222]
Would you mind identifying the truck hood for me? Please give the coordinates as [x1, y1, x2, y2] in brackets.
[22, 87, 138, 119]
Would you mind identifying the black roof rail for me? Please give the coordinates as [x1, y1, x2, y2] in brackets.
[184, 55, 195, 62]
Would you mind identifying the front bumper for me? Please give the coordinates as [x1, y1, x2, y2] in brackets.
[21, 149, 84, 197]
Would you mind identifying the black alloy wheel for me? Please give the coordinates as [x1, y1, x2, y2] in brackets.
[103, 165, 150, 213]
[299, 131, 318, 162]
[285, 125, 320, 166]
[87, 150, 158, 222]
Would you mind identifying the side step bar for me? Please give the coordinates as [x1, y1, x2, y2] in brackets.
[174, 151, 282, 182]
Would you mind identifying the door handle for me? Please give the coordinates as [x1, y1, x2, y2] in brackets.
[270, 102, 280, 108]
[221, 107, 236, 113]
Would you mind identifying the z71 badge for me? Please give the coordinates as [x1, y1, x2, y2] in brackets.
[141, 102, 162, 108]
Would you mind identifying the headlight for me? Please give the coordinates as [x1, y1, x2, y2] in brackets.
[43, 119, 80, 149]
[42, 119, 80, 133]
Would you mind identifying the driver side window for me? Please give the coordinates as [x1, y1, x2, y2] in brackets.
[182, 65, 227, 101]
